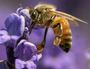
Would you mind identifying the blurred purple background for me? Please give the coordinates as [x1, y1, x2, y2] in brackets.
[0, 0, 90, 69]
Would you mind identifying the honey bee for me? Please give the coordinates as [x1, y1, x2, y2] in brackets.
[20, 4, 88, 54]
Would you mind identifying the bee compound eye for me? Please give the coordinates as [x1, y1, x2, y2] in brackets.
[31, 10, 38, 20]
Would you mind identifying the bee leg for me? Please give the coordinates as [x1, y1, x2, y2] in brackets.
[53, 36, 61, 46]
[29, 22, 36, 34]
[37, 27, 48, 54]
[52, 23, 62, 46]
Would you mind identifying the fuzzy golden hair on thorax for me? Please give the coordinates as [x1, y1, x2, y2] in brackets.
[34, 3, 56, 11]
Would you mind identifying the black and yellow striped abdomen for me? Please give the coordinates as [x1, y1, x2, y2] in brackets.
[52, 17, 72, 52]
[60, 18, 72, 52]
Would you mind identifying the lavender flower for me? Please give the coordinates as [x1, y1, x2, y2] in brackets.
[14, 39, 42, 69]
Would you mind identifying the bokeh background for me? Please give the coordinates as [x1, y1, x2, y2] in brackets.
[0, 0, 90, 69]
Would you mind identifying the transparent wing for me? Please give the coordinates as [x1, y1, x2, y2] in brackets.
[54, 11, 88, 26]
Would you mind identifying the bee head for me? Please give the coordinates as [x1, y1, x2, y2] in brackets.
[29, 4, 56, 22]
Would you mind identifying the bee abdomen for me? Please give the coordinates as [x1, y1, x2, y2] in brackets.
[60, 29, 72, 52]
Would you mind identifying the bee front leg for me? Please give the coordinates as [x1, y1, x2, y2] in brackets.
[37, 27, 48, 54]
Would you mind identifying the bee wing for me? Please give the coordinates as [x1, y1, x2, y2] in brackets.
[55, 11, 88, 26]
